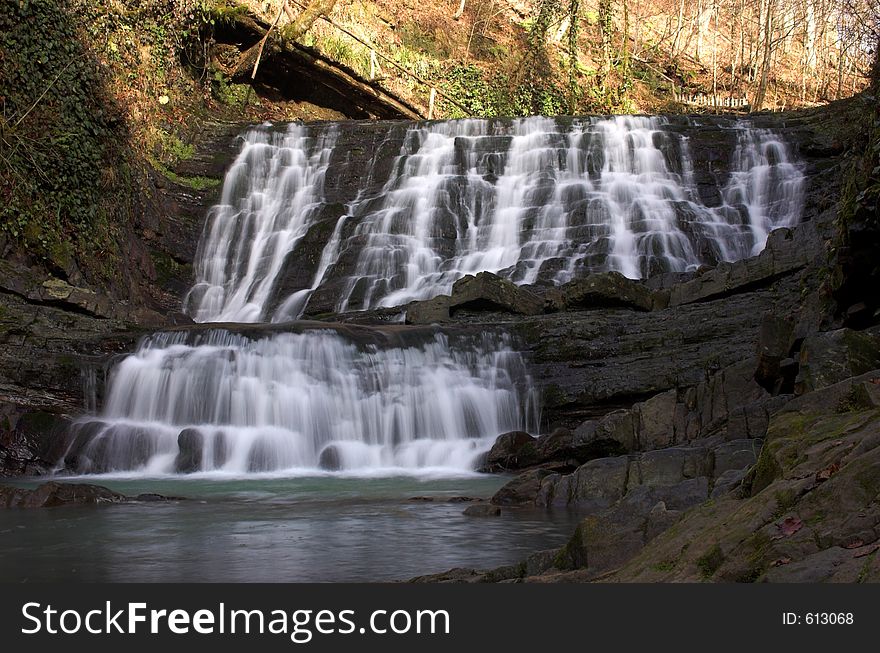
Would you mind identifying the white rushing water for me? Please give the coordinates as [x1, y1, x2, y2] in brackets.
[67, 330, 538, 475]
[324, 116, 804, 311]
[184, 124, 337, 323]
[184, 116, 804, 321]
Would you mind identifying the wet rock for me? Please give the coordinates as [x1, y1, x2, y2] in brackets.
[0, 405, 71, 477]
[795, 328, 880, 394]
[0, 482, 125, 508]
[450, 272, 544, 316]
[491, 468, 556, 506]
[405, 296, 452, 324]
[133, 493, 184, 502]
[406, 272, 544, 323]
[462, 503, 501, 517]
[545, 271, 658, 312]
[668, 222, 820, 307]
[318, 444, 342, 471]
[174, 428, 204, 473]
[481, 431, 538, 472]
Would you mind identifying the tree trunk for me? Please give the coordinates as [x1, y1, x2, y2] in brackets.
[752, 0, 774, 111]
[282, 0, 339, 42]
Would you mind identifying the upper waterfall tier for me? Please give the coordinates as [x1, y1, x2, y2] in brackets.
[183, 116, 804, 323]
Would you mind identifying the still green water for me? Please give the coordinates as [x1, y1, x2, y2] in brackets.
[0, 475, 582, 582]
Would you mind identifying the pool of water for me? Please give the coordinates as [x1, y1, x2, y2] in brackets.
[0, 475, 582, 582]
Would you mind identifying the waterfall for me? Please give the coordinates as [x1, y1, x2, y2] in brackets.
[308, 116, 804, 313]
[184, 124, 337, 323]
[63, 115, 805, 477]
[65, 330, 538, 475]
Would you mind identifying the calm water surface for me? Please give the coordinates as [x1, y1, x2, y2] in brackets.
[0, 475, 581, 582]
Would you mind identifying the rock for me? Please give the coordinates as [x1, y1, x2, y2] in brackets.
[592, 410, 638, 451]
[524, 549, 559, 576]
[710, 468, 748, 498]
[652, 476, 710, 510]
[174, 428, 204, 473]
[629, 446, 712, 489]
[712, 439, 760, 476]
[754, 313, 796, 392]
[567, 456, 630, 509]
[532, 427, 626, 466]
[406, 272, 545, 323]
[405, 295, 452, 324]
[481, 431, 538, 472]
[545, 272, 657, 312]
[450, 272, 544, 316]
[462, 503, 501, 517]
[779, 369, 880, 416]
[633, 389, 677, 450]
[491, 468, 556, 506]
[133, 493, 184, 502]
[0, 405, 72, 477]
[318, 445, 342, 471]
[761, 546, 869, 583]
[555, 508, 647, 573]
[645, 501, 683, 541]
[0, 482, 125, 508]
[668, 222, 820, 307]
[795, 328, 880, 394]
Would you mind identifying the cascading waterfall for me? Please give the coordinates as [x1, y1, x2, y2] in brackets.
[184, 123, 337, 323]
[65, 115, 805, 477]
[66, 331, 538, 475]
[319, 116, 804, 312]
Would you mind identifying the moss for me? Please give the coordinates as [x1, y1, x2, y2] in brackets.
[151, 251, 193, 287]
[696, 543, 725, 579]
[750, 443, 783, 495]
[857, 555, 875, 583]
[553, 520, 588, 570]
[150, 158, 221, 191]
[773, 489, 798, 518]
[652, 560, 676, 573]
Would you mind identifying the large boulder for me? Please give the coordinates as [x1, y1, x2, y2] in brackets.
[544, 271, 659, 312]
[480, 431, 538, 472]
[491, 468, 557, 506]
[405, 272, 544, 324]
[451, 272, 544, 316]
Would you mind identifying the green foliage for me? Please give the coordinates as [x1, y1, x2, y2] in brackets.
[150, 159, 220, 190]
[441, 65, 498, 118]
[0, 0, 127, 275]
[440, 65, 568, 118]
[211, 70, 259, 109]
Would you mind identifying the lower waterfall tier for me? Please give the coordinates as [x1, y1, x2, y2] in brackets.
[61, 329, 539, 475]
